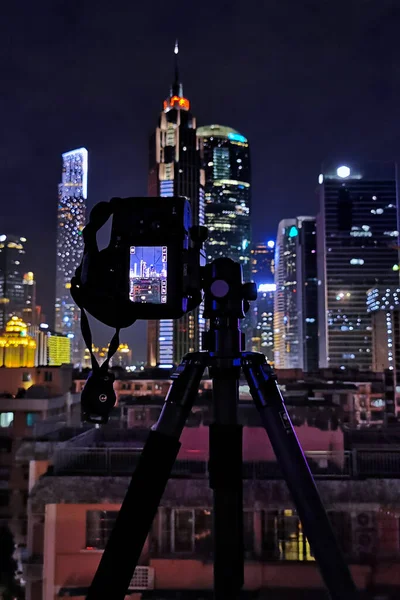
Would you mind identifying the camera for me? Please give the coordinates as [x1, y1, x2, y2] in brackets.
[72, 196, 207, 330]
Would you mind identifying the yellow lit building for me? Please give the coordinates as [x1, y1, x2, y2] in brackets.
[83, 343, 132, 369]
[0, 315, 36, 367]
[48, 334, 71, 366]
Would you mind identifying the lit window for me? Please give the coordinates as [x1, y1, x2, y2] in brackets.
[86, 511, 119, 549]
[0, 413, 13, 428]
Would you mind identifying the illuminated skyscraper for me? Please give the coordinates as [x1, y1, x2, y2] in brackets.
[251, 241, 275, 285]
[147, 43, 205, 367]
[22, 271, 36, 326]
[196, 124, 251, 282]
[317, 162, 399, 370]
[0, 234, 27, 330]
[251, 283, 275, 362]
[55, 147, 87, 366]
[367, 286, 400, 420]
[274, 217, 318, 371]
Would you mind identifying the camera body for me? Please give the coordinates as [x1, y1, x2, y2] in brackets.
[73, 196, 205, 330]
[109, 196, 192, 318]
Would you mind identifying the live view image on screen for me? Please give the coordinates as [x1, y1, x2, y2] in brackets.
[129, 246, 167, 304]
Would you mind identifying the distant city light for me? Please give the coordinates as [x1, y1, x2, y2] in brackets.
[159, 364, 173, 369]
[288, 226, 298, 238]
[67, 333, 74, 339]
[267, 240, 275, 248]
[40, 323, 49, 329]
[0, 235, 6, 242]
[337, 165, 350, 178]
[318, 174, 324, 184]
[258, 283, 276, 292]
[228, 132, 247, 143]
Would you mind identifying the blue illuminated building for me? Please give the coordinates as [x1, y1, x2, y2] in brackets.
[317, 162, 399, 370]
[251, 241, 275, 285]
[147, 43, 205, 367]
[55, 147, 87, 366]
[196, 124, 251, 282]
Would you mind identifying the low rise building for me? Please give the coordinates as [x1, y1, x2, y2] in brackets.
[27, 445, 400, 600]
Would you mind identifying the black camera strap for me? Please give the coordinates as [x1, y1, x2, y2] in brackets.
[80, 307, 121, 374]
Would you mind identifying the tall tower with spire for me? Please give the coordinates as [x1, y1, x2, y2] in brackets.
[147, 42, 205, 367]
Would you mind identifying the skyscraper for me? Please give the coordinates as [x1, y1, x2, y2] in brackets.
[196, 124, 251, 282]
[55, 147, 87, 366]
[367, 286, 400, 420]
[251, 241, 275, 285]
[274, 217, 318, 371]
[251, 283, 275, 362]
[22, 271, 36, 327]
[0, 234, 27, 330]
[147, 43, 205, 367]
[317, 162, 399, 371]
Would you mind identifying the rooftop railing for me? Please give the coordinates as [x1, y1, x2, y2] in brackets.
[51, 447, 400, 478]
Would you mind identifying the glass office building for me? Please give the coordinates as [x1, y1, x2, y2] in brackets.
[317, 162, 399, 370]
[196, 124, 251, 282]
[274, 217, 318, 371]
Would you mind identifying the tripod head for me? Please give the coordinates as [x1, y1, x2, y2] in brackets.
[202, 257, 257, 355]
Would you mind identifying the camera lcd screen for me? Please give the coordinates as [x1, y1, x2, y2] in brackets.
[129, 246, 168, 304]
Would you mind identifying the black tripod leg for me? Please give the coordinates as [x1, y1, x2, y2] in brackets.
[85, 353, 207, 600]
[209, 361, 244, 600]
[241, 352, 358, 600]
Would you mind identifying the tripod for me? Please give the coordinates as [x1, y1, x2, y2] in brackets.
[86, 258, 358, 600]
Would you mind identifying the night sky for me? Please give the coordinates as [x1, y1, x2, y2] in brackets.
[2, 1, 400, 361]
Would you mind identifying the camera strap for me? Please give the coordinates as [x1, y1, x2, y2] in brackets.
[72, 199, 122, 373]
[80, 307, 121, 374]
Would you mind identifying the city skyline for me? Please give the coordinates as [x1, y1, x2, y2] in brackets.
[3, 3, 400, 360]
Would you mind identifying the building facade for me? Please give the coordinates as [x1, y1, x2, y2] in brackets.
[0, 234, 28, 330]
[367, 286, 400, 420]
[317, 162, 399, 370]
[147, 44, 205, 367]
[251, 241, 275, 285]
[0, 365, 75, 547]
[251, 283, 275, 362]
[196, 124, 251, 282]
[55, 148, 87, 367]
[22, 271, 36, 327]
[274, 217, 318, 371]
[26, 436, 400, 600]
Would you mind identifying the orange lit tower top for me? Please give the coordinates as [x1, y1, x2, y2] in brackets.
[163, 41, 190, 113]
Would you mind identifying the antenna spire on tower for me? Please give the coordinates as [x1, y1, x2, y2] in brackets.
[171, 39, 183, 97]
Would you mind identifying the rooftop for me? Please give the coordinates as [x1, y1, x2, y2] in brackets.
[30, 474, 400, 512]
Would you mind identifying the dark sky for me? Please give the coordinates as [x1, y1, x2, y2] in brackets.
[2, 0, 400, 361]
